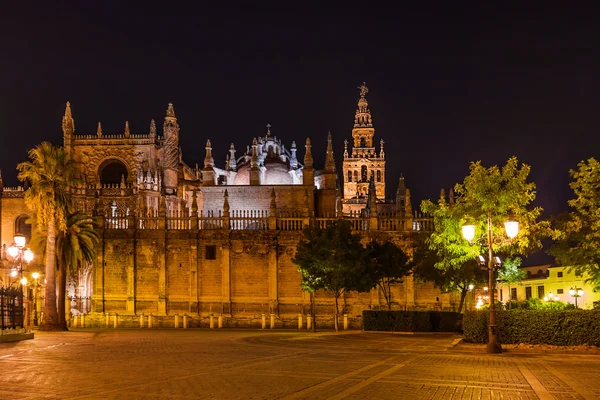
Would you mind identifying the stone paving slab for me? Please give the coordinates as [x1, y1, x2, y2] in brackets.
[1, 330, 599, 399]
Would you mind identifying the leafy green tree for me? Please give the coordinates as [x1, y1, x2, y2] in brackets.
[497, 257, 525, 309]
[293, 220, 372, 331]
[412, 235, 487, 313]
[422, 157, 549, 271]
[17, 142, 81, 331]
[30, 212, 99, 328]
[550, 158, 600, 290]
[366, 239, 413, 310]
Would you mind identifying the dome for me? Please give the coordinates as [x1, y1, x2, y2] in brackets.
[232, 164, 250, 185]
[264, 161, 292, 185]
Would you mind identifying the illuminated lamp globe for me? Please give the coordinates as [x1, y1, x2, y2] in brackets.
[32, 271, 40, 280]
[13, 234, 26, 249]
[462, 225, 475, 242]
[20, 277, 28, 285]
[577, 289, 584, 296]
[23, 248, 34, 263]
[504, 220, 519, 239]
[10, 268, 18, 277]
[7, 245, 19, 258]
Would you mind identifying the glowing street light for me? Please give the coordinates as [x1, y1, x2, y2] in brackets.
[569, 287, 584, 309]
[463, 215, 519, 354]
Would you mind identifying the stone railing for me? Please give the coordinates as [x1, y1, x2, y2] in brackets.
[103, 210, 432, 232]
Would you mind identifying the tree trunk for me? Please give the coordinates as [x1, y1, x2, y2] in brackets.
[39, 217, 60, 331]
[385, 278, 392, 310]
[457, 288, 467, 314]
[311, 291, 316, 332]
[57, 265, 68, 330]
[334, 292, 339, 332]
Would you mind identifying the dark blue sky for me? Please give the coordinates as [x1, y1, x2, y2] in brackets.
[1, 4, 599, 263]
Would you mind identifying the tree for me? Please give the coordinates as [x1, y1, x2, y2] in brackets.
[497, 257, 525, 309]
[420, 157, 549, 311]
[550, 158, 600, 290]
[30, 212, 99, 328]
[412, 234, 487, 313]
[17, 142, 80, 331]
[293, 220, 372, 331]
[366, 239, 413, 310]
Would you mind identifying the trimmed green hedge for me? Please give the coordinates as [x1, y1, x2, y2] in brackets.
[363, 311, 461, 332]
[463, 310, 600, 346]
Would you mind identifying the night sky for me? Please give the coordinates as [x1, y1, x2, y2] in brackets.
[2, 5, 599, 263]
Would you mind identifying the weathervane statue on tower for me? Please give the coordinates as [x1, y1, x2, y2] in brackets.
[358, 82, 369, 97]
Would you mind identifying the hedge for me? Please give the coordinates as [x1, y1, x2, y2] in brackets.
[363, 311, 461, 332]
[463, 310, 600, 346]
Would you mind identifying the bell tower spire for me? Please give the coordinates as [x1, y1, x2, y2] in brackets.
[341, 83, 386, 214]
[62, 101, 75, 153]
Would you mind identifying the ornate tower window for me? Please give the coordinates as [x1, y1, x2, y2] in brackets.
[347, 170, 352, 182]
[377, 170, 381, 182]
[361, 166, 368, 182]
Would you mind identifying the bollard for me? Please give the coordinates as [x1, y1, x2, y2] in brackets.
[261, 314, 266, 329]
[148, 314, 153, 328]
[210, 314, 215, 329]
[298, 314, 303, 330]
[81, 313, 85, 328]
[218, 315, 223, 329]
[113, 313, 118, 328]
[270, 314, 275, 329]
[183, 314, 188, 329]
[307, 315, 312, 331]
[140, 314, 144, 328]
[175, 314, 179, 329]
[73, 315, 78, 328]
[106, 313, 110, 328]
[344, 314, 348, 330]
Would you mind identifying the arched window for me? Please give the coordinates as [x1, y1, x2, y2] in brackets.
[353, 170, 358, 181]
[15, 215, 32, 244]
[376, 170, 381, 182]
[361, 166, 368, 181]
[360, 137, 366, 147]
[347, 171, 352, 182]
[370, 170, 374, 180]
[99, 159, 128, 185]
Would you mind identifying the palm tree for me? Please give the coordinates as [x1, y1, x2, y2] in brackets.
[29, 212, 99, 329]
[17, 142, 80, 331]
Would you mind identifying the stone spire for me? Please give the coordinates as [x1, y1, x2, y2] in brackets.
[228, 143, 237, 171]
[124, 121, 130, 137]
[290, 141, 298, 169]
[343, 139, 348, 159]
[379, 139, 385, 158]
[223, 189, 230, 215]
[449, 187, 455, 205]
[404, 188, 412, 215]
[204, 139, 214, 169]
[62, 101, 75, 137]
[440, 188, 446, 201]
[97, 122, 102, 138]
[302, 138, 314, 186]
[163, 103, 180, 192]
[266, 123, 272, 137]
[250, 138, 260, 185]
[149, 119, 156, 138]
[325, 131, 335, 172]
[303, 138, 313, 168]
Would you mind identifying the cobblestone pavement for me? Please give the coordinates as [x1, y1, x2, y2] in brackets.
[0, 329, 598, 399]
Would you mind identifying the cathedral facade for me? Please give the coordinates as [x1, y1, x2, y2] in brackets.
[1, 85, 452, 328]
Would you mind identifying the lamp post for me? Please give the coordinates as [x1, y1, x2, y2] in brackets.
[462, 213, 518, 354]
[7, 234, 35, 329]
[31, 271, 40, 326]
[568, 287, 584, 309]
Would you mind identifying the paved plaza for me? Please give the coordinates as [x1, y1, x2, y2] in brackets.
[0, 329, 598, 399]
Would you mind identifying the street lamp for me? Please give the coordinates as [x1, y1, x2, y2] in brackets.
[7, 234, 35, 329]
[462, 215, 519, 354]
[568, 287, 584, 309]
[31, 271, 40, 326]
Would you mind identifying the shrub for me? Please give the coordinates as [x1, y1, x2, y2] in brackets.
[362, 311, 460, 332]
[463, 310, 600, 346]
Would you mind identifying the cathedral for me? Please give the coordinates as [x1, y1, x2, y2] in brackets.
[0, 84, 449, 329]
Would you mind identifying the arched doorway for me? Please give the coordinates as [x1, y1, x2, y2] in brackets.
[98, 159, 128, 185]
